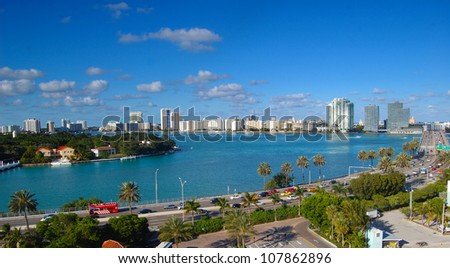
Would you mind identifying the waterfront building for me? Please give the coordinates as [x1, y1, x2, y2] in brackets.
[123, 106, 130, 124]
[0, 125, 20, 134]
[203, 118, 224, 131]
[57, 146, 75, 158]
[170, 111, 181, 131]
[76, 120, 87, 130]
[326, 98, 354, 132]
[225, 118, 241, 132]
[160, 108, 171, 130]
[69, 122, 83, 132]
[23, 118, 41, 133]
[124, 122, 139, 132]
[91, 145, 117, 157]
[244, 119, 263, 130]
[409, 116, 416, 125]
[47, 121, 55, 133]
[364, 105, 379, 132]
[61, 118, 70, 130]
[130, 112, 143, 123]
[387, 102, 410, 132]
[138, 122, 152, 131]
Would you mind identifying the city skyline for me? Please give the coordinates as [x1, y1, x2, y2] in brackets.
[1, 1, 450, 126]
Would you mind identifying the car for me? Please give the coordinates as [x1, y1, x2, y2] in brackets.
[268, 189, 278, 195]
[164, 204, 177, 209]
[40, 213, 56, 222]
[287, 195, 299, 200]
[258, 191, 269, 198]
[194, 209, 209, 215]
[138, 208, 153, 214]
[330, 180, 337, 184]
[178, 202, 186, 210]
[416, 241, 428, 247]
[280, 192, 290, 196]
[231, 203, 241, 208]
[210, 197, 219, 204]
[230, 193, 242, 200]
[256, 200, 263, 206]
[90, 214, 99, 219]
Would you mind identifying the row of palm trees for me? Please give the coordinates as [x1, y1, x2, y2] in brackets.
[257, 154, 326, 189]
[356, 147, 412, 173]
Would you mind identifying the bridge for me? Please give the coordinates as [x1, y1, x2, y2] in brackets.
[419, 130, 449, 156]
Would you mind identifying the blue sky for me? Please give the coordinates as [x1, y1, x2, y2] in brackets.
[1, 0, 449, 127]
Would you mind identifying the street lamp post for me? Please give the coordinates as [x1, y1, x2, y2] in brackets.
[409, 188, 414, 221]
[348, 165, 374, 179]
[155, 169, 159, 205]
[179, 177, 187, 222]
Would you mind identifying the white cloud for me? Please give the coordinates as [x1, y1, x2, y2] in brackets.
[249, 80, 269, 86]
[197, 83, 258, 104]
[117, 74, 133, 80]
[137, 7, 153, 14]
[84, 80, 108, 94]
[64, 96, 102, 106]
[448, 90, 450, 96]
[119, 27, 222, 52]
[372, 88, 387, 94]
[13, 99, 23, 106]
[39, 80, 76, 92]
[41, 100, 61, 107]
[105, 2, 130, 18]
[184, 70, 227, 84]
[61, 16, 71, 23]
[0, 67, 45, 79]
[0, 79, 35, 96]
[147, 102, 157, 107]
[137, 81, 164, 92]
[272, 93, 310, 108]
[86, 66, 105, 76]
[112, 94, 148, 100]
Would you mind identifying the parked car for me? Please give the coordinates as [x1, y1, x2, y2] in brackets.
[178, 202, 186, 210]
[164, 204, 177, 209]
[258, 191, 269, 198]
[268, 189, 278, 195]
[138, 208, 153, 214]
[230, 193, 242, 200]
[231, 203, 241, 208]
[287, 195, 299, 200]
[210, 197, 219, 204]
[194, 209, 209, 215]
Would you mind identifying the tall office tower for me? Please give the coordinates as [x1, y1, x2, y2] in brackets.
[123, 106, 130, 124]
[23, 118, 41, 133]
[61, 118, 70, 130]
[170, 111, 181, 131]
[76, 120, 87, 130]
[47, 121, 55, 133]
[364, 105, 379, 132]
[160, 108, 171, 130]
[326, 98, 354, 132]
[387, 102, 410, 132]
[130, 112, 144, 123]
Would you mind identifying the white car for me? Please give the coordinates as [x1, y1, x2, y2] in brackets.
[230, 194, 242, 200]
[287, 195, 299, 200]
[40, 213, 56, 221]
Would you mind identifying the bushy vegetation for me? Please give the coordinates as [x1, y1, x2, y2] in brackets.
[349, 172, 405, 200]
[61, 197, 103, 211]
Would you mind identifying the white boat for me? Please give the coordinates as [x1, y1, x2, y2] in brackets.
[120, 155, 137, 161]
[51, 158, 71, 166]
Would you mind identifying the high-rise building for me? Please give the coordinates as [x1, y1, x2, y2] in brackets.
[76, 120, 87, 130]
[47, 121, 55, 133]
[326, 98, 354, 132]
[123, 106, 130, 124]
[364, 105, 379, 132]
[130, 112, 143, 123]
[61, 118, 70, 130]
[24, 118, 41, 133]
[387, 102, 410, 132]
[170, 111, 181, 130]
[160, 108, 171, 130]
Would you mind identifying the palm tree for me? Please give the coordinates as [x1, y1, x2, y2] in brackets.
[8, 190, 38, 232]
[118, 181, 141, 214]
[215, 197, 230, 218]
[281, 162, 293, 187]
[334, 212, 350, 247]
[257, 162, 272, 190]
[269, 193, 281, 221]
[395, 152, 412, 169]
[2, 227, 23, 248]
[331, 183, 348, 197]
[378, 147, 394, 158]
[242, 192, 258, 212]
[313, 154, 326, 181]
[367, 150, 378, 167]
[296, 156, 310, 185]
[184, 198, 201, 225]
[224, 209, 256, 248]
[377, 156, 395, 173]
[158, 216, 193, 248]
[325, 205, 339, 240]
[293, 187, 305, 216]
[357, 150, 368, 167]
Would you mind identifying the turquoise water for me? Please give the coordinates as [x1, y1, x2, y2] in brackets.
[0, 133, 419, 212]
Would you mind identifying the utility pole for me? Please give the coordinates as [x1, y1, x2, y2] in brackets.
[409, 189, 414, 221]
[155, 169, 159, 204]
[442, 203, 446, 236]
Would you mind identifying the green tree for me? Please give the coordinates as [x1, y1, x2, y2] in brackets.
[158, 216, 193, 248]
[242, 192, 258, 212]
[1, 226, 23, 248]
[118, 181, 141, 214]
[334, 212, 350, 247]
[223, 209, 256, 248]
[395, 152, 412, 169]
[8, 190, 38, 232]
[269, 193, 281, 221]
[331, 183, 348, 197]
[357, 150, 368, 167]
[325, 205, 339, 240]
[367, 150, 378, 167]
[257, 162, 272, 190]
[184, 198, 201, 225]
[377, 156, 395, 173]
[313, 154, 326, 181]
[294, 187, 305, 216]
[108, 214, 150, 247]
[215, 197, 230, 218]
[296, 156, 310, 185]
[281, 162, 294, 187]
